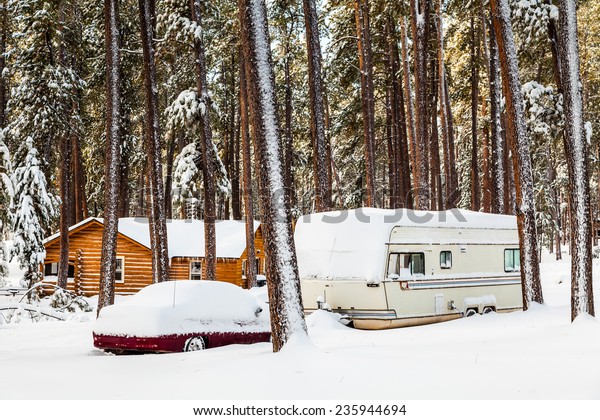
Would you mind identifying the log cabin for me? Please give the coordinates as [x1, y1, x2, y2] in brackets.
[42, 217, 264, 297]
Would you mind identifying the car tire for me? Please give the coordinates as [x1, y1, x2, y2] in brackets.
[482, 306, 495, 314]
[184, 336, 206, 352]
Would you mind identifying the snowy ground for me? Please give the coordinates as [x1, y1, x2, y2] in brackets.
[1, 251, 599, 401]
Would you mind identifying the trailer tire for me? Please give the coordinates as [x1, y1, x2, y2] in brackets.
[465, 308, 477, 317]
[482, 306, 495, 314]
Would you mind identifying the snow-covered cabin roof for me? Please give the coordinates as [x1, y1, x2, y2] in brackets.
[44, 217, 260, 259]
[294, 207, 518, 282]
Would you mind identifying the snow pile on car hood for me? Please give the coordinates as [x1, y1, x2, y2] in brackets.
[94, 281, 270, 337]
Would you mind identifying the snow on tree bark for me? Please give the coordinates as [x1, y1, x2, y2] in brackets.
[238, 0, 307, 351]
[490, 0, 543, 308]
[98, 0, 123, 315]
[556, 0, 595, 320]
[191, 0, 217, 280]
[488, 21, 505, 214]
[239, 50, 257, 289]
[303, 0, 331, 212]
[139, 0, 169, 284]
[354, 0, 376, 207]
[470, 16, 480, 212]
[410, 0, 430, 210]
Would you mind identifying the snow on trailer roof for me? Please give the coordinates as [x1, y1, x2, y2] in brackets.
[44, 217, 260, 259]
[294, 207, 517, 282]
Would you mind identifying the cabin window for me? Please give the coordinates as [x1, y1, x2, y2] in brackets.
[190, 261, 202, 280]
[387, 253, 425, 278]
[44, 262, 75, 278]
[504, 249, 520, 272]
[242, 259, 247, 277]
[440, 251, 452, 269]
[115, 257, 125, 283]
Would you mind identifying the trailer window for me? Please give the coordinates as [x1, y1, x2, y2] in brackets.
[387, 253, 425, 278]
[504, 249, 520, 272]
[440, 251, 452, 269]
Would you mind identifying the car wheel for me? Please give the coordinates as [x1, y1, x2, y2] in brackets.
[184, 336, 206, 352]
[482, 306, 495, 314]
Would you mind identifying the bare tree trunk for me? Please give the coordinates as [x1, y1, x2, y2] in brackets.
[488, 21, 505, 214]
[470, 16, 480, 211]
[230, 55, 242, 221]
[303, 0, 331, 211]
[435, 1, 459, 208]
[191, 0, 216, 280]
[283, 35, 294, 209]
[428, 15, 442, 211]
[490, 0, 543, 308]
[410, 0, 430, 210]
[139, 0, 169, 283]
[239, 0, 307, 352]
[400, 17, 417, 196]
[164, 133, 176, 219]
[354, 0, 376, 207]
[98, 0, 122, 315]
[556, 0, 595, 320]
[387, 17, 412, 209]
[239, 50, 257, 289]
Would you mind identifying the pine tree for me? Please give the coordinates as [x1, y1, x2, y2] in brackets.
[238, 0, 307, 351]
[191, 0, 217, 280]
[139, 0, 170, 283]
[490, 0, 543, 308]
[10, 138, 58, 296]
[556, 0, 595, 321]
[303, 0, 331, 211]
[0, 129, 11, 286]
[98, 0, 123, 315]
[411, 0, 430, 210]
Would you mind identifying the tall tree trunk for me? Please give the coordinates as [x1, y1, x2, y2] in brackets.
[239, 50, 257, 289]
[354, 0, 376, 207]
[303, 0, 331, 212]
[164, 133, 176, 219]
[0, 0, 6, 129]
[191, 0, 216, 280]
[283, 35, 294, 208]
[470, 16, 480, 211]
[139, 0, 169, 283]
[481, 99, 492, 213]
[556, 0, 595, 321]
[488, 21, 505, 214]
[387, 16, 412, 209]
[428, 14, 442, 211]
[238, 0, 307, 352]
[435, 1, 459, 208]
[400, 17, 417, 197]
[98, 0, 122, 315]
[490, 0, 543, 308]
[231, 55, 242, 221]
[410, 0, 430, 210]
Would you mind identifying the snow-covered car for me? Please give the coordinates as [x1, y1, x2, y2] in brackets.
[93, 281, 271, 353]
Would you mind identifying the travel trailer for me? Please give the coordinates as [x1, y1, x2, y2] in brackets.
[295, 208, 523, 329]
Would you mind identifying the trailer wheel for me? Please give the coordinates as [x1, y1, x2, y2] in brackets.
[482, 306, 495, 314]
[465, 308, 477, 317]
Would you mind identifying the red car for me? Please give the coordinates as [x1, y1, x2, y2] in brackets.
[93, 281, 271, 353]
